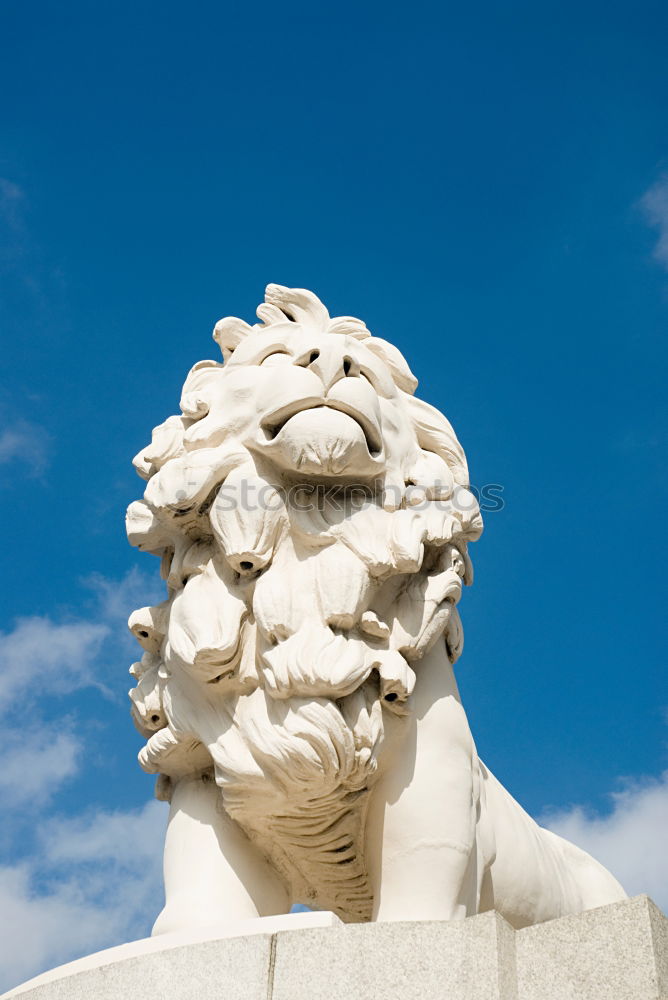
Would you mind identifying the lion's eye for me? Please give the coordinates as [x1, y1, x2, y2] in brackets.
[260, 351, 291, 366]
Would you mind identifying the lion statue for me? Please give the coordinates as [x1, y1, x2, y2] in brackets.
[126, 284, 625, 933]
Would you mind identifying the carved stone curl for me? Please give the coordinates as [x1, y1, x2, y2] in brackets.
[127, 285, 625, 931]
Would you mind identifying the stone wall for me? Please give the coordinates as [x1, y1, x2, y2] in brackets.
[4, 896, 667, 1000]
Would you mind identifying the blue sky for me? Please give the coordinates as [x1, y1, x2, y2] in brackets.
[1, 0, 667, 989]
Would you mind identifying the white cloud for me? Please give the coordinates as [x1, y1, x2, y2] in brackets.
[0, 562, 227, 989]
[84, 565, 164, 632]
[0, 566, 163, 713]
[640, 174, 668, 269]
[0, 865, 113, 991]
[0, 726, 81, 806]
[42, 799, 166, 868]
[542, 771, 668, 912]
[0, 800, 167, 992]
[0, 568, 170, 991]
[0, 418, 51, 475]
[0, 616, 110, 712]
[0, 568, 163, 812]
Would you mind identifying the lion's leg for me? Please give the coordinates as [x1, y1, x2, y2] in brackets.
[152, 771, 289, 935]
[481, 766, 626, 927]
[367, 641, 485, 922]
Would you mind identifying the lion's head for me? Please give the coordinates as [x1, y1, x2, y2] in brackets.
[127, 285, 482, 919]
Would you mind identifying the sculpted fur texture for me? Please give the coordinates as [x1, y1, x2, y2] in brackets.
[127, 285, 626, 931]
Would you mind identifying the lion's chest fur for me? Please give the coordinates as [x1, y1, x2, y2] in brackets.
[211, 683, 385, 922]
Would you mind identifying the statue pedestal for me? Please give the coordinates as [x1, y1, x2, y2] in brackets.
[4, 896, 667, 1000]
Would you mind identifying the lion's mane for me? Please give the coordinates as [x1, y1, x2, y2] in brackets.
[127, 285, 482, 919]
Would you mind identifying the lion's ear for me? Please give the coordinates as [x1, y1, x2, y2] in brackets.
[132, 414, 189, 481]
[180, 360, 224, 419]
[264, 284, 330, 331]
[365, 337, 418, 395]
[212, 317, 253, 361]
[328, 316, 371, 339]
[256, 303, 289, 326]
[405, 394, 469, 486]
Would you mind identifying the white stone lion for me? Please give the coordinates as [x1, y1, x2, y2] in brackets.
[127, 284, 625, 934]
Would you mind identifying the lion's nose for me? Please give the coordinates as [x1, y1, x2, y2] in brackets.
[303, 344, 357, 392]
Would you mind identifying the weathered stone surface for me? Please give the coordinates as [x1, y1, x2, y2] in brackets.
[6, 897, 666, 1000]
[650, 897, 668, 996]
[515, 895, 668, 1000]
[3, 912, 340, 1000]
[4, 934, 273, 1000]
[271, 910, 517, 1000]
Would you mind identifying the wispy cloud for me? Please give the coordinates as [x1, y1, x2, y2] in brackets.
[0, 177, 26, 264]
[0, 177, 68, 345]
[0, 800, 166, 992]
[0, 726, 81, 807]
[0, 617, 110, 711]
[640, 174, 668, 270]
[84, 566, 164, 632]
[542, 770, 668, 912]
[0, 567, 163, 713]
[0, 566, 162, 810]
[0, 417, 51, 476]
[0, 182, 58, 484]
[0, 177, 24, 219]
[0, 567, 168, 991]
